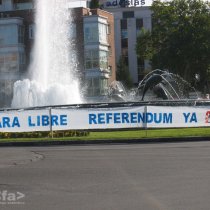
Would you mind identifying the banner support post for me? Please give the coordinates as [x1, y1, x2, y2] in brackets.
[144, 106, 148, 137]
[49, 108, 53, 138]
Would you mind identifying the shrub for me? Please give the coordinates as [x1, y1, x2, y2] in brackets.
[0, 130, 89, 139]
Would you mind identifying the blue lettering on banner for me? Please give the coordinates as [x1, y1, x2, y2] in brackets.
[13, 117, 20, 127]
[28, 115, 68, 127]
[42, 115, 49, 126]
[98, 113, 105, 124]
[183, 112, 197, 123]
[89, 112, 172, 124]
[122, 113, 129, 123]
[28, 116, 36, 127]
[131, 112, 137, 123]
[60, 115, 67, 126]
[106, 113, 113, 123]
[114, 113, 121, 123]
[0, 116, 20, 128]
[183, 112, 190, 123]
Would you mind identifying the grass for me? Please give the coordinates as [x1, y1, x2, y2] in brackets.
[0, 127, 210, 143]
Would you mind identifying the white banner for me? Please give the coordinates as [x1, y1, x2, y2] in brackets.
[0, 105, 210, 132]
[146, 106, 210, 128]
[51, 106, 146, 130]
[0, 109, 50, 132]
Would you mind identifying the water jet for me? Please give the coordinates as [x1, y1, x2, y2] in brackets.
[11, 0, 82, 108]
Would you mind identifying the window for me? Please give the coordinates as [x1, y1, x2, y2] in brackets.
[14, 0, 33, 10]
[18, 25, 24, 43]
[99, 50, 108, 69]
[84, 23, 99, 43]
[85, 49, 99, 69]
[0, 81, 5, 95]
[14, 0, 31, 3]
[4, 80, 13, 95]
[107, 24, 111, 35]
[0, 0, 2, 5]
[0, 25, 18, 45]
[121, 19, 128, 48]
[0, 80, 14, 106]
[86, 78, 100, 96]
[108, 46, 112, 57]
[121, 39, 128, 48]
[86, 77, 108, 96]
[121, 19, 127, 30]
[100, 78, 108, 95]
[108, 65, 112, 76]
[136, 19, 143, 35]
[29, 24, 35, 39]
[136, 19, 143, 29]
[121, 30, 128, 39]
[99, 23, 108, 44]
[0, 55, 3, 66]
[123, 11, 134, 19]
[137, 57, 145, 81]
[0, 53, 19, 72]
[19, 52, 25, 65]
[122, 48, 128, 56]
[122, 56, 129, 66]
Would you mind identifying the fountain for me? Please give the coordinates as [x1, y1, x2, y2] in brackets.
[11, 0, 82, 108]
[0, 1, 209, 134]
[107, 69, 200, 103]
[136, 69, 199, 101]
[9, 0, 205, 109]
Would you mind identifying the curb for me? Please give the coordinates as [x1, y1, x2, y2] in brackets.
[0, 136, 209, 147]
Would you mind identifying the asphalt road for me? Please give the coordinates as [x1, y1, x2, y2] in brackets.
[0, 142, 210, 210]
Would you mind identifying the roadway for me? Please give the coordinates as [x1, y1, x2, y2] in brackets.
[0, 141, 210, 210]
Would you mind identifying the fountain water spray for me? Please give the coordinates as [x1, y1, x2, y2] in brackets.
[107, 69, 199, 102]
[11, 0, 82, 108]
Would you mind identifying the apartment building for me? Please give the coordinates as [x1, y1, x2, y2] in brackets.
[0, 0, 34, 107]
[72, 7, 116, 99]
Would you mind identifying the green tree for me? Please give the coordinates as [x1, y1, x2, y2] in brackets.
[136, 28, 154, 60]
[89, 0, 99, 9]
[136, 0, 210, 90]
[116, 57, 133, 88]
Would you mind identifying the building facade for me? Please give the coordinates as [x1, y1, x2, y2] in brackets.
[0, 0, 116, 107]
[0, 0, 34, 107]
[99, 1, 152, 85]
[72, 8, 116, 100]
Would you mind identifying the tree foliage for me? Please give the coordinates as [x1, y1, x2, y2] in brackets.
[89, 0, 99, 9]
[136, 28, 154, 60]
[136, 0, 210, 89]
[116, 57, 133, 88]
